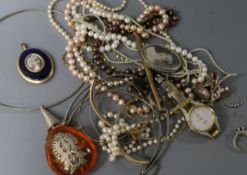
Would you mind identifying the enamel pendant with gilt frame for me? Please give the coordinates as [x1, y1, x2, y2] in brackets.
[17, 44, 55, 84]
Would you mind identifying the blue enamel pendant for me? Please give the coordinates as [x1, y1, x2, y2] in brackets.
[18, 43, 55, 84]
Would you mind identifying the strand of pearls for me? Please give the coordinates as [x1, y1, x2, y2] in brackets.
[168, 45, 208, 84]
[66, 44, 97, 83]
[61, 0, 181, 83]
[64, 0, 148, 36]
[48, 0, 71, 41]
[81, 23, 138, 51]
[86, 0, 128, 12]
[98, 111, 185, 161]
[138, 0, 149, 9]
[93, 77, 186, 161]
[123, 117, 185, 155]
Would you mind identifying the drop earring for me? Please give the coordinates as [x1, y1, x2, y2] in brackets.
[17, 43, 55, 84]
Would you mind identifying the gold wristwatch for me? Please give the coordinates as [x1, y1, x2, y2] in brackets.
[162, 80, 221, 139]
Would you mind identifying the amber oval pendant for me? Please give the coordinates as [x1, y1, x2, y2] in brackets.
[45, 124, 97, 175]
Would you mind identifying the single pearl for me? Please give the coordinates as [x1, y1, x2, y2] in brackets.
[130, 25, 137, 31]
[148, 6, 154, 11]
[107, 112, 114, 118]
[118, 99, 125, 106]
[137, 145, 142, 150]
[119, 15, 124, 20]
[182, 50, 188, 56]
[124, 17, 131, 23]
[192, 78, 197, 84]
[89, 72, 96, 78]
[121, 36, 127, 42]
[111, 33, 117, 40]
[202, 72, 207, 77]
[68, 65, 75, 71]
[68, 59, 75, 65]
[105, 35, 111, 41]
[130, 106, 137, 114]
[176, 47, 182, 53]
[152, 26, 158, 32]
[158, 23, 165, 30]
[98, 121, 105, 127]
[185, 88, 191, 94]
[127, 40, 132, 46]
[137, 27, 143, 34]
[159, 9, 166, 15]
[198, 76, 204, 83]
[192, 56, 198, 62]
[143, 142, 148, 147]
[86, 46, 92, 52]
[117, 34, 122, 40]
[83, 66, 90, 73]
[125, 25, 130, 31]
[143, 105, 150, 113]
[83, 76, 90, 82]
[137, 107, 143, 114]
[169, 133, 174, 137]
[225, 86, 230, 91]
[112, 95, 119, 101]
[72, 70, 79, 76]
[101, 86, 107, 91]
[93, 33, 99, 39]
[187, 53, 193, 59]
[78, 73, 84, 79]
[109, 156, 116, 162]
[100, 47, 105, 52]
[131, 43, 137, 48]
[105, 45, 111, 52]
[111, 43, 118, 49]
[155, 5, 161, 11]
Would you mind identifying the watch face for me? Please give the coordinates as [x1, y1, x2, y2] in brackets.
[188, 105, 216, 132]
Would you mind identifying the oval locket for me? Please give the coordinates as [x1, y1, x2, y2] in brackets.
[141, 44, 182, 73]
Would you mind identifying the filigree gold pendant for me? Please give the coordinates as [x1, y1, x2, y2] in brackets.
[41, 107, 97, 175]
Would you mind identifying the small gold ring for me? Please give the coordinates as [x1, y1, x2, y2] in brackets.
[223, 92, 244, 108]
[232, 127, 247, 153]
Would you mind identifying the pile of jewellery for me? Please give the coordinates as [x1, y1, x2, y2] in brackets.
[46, 0, 239, 174]
[0, 0, 241, 175]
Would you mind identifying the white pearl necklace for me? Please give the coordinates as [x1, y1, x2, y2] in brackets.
[66, 46, 97, 83]
[49, 0, 209, 85]
[48, 0, 71, 41]
[168, 45, 208, 83]
[75, 19, 137, 52]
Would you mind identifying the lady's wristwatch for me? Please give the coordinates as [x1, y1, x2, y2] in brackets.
[162, 80, 221, 139]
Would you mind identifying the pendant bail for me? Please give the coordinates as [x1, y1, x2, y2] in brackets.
[20, 43, 28, 50]
[40, 106, 60, 129]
